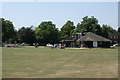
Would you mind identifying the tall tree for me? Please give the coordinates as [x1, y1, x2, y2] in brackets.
[0, 18, 16, 42]
[61, 20, 75, 39]
[17, 26, 36, 44]
[101, 24, 113, 38]
[35, 21, 59, 45]
[76, 16, 102, 36]
[118, 27, 120, 33]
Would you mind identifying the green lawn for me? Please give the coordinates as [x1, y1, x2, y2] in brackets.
[2, 47, 118, 78]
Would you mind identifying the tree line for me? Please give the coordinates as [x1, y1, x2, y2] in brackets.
[1, 16, 119, 45]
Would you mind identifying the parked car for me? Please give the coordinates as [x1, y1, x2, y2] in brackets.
[21, 43, 31, 46]
[112, 43, 120, 47]
[59, 46, 65, 49]
[46, 43, 53, 47]
[54, 44, 59, 48]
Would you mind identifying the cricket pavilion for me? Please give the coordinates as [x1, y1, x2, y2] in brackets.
[62, 32, 111, 48]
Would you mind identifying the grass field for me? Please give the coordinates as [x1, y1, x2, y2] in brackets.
[2, 47, 118, 78]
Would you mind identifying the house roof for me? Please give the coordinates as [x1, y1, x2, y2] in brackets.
[77, 32, 111, 42]
[62, 36, 77, 42]
[62, 33, 82, 42]
[108, 30, 120, 37]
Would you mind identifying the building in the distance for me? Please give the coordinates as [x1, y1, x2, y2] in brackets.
[61, 33, 82, 47]
[76, 32, 111, 48]
[108, 30, 120, 44]
[62, 32, 111, 48]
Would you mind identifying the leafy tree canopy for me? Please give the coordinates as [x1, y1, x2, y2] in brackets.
[60, 20, 75, 39]
[35, 21, 60, 45]
[101, 24, 113, 38]
[0, 18, 16, 42]
[17, 26, 36, 44]
[76, 16, 102, 36]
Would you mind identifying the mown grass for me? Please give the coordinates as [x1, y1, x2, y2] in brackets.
[2, 47, 118, 78]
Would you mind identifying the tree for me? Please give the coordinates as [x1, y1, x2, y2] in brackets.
[0, 18, 16, 42]
[101, 25, 113, 38]
[60, 20, 75, 39]
[118, 27, 120, 33]
[76, 16, 102, 36]
[17, 26, 36, 44]
[35, 21, 60, 45]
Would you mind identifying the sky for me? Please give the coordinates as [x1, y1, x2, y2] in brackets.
[1, 2, 118, 30]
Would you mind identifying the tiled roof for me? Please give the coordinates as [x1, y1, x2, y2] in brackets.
[77, 32, 111, 42]
[108, 30, 120, 37]
[62, 36, 77, 42]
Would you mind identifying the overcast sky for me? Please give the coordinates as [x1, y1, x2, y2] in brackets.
[1, 2, 118, 30]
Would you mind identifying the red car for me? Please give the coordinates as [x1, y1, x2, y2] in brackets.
[59, 46, 65, 49]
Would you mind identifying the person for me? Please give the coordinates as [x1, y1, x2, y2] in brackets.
[36, 43, 39, 47]
[34, 43, 39, 48]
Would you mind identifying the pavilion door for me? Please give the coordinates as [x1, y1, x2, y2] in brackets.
[93, 41, 98, 47]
